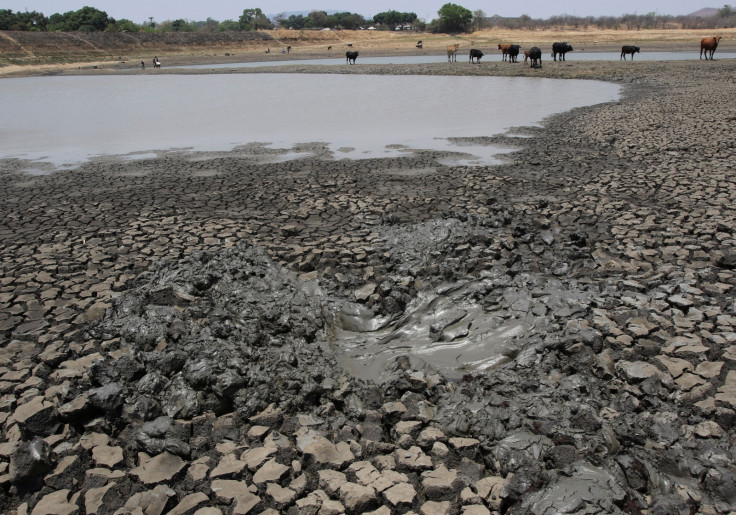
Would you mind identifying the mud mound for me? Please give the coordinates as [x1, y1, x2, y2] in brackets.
[87, 242, 339, 423]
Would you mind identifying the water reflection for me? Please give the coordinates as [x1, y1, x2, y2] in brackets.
[0, 74, 620, 168]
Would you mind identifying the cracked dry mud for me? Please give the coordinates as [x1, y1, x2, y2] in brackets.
[1, 59, 735, 514]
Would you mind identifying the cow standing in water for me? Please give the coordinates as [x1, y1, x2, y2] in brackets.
[346, 51, 359, 64]
[620, 45, 640, 60]
[447, 43, 460, 62]
[552, 42, 573, 61]
[700, 36, 722, 60]
[469, 49, 484, 63]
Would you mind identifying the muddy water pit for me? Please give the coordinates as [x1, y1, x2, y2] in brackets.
[323, 219, 598, 381]
[329, 270, 597, 381]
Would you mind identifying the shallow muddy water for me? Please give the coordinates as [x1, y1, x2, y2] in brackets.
[0, 73, 619, 168]
[330, 280, 530, 382]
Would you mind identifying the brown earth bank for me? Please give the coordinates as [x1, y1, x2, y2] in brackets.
[1, 27, 735, 77]
[0, 56, 736, 514]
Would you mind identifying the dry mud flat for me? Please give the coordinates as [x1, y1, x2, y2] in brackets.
[0, 59, 735, 514]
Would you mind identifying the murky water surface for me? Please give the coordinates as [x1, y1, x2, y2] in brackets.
[0, 74, 619, 168]
[327, 271, 597, 382]
[330, 280, 529, 381]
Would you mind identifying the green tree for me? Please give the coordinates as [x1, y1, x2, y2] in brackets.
[0, 9, 48, 30]
[284, 14, 306, 29]
[219, 19, 240, 31]
[239, 8, 273, 30]
[0, 9, 13, 29]
[436, 3, 473, 33]
[330, 12, 367, 30]
[106, 18, 138, 32]
[48, 6, 113, 31]
[719, 4, 733, 17]
[170, 19, 196, 31]
[373, 10, 417, 27]
[199, 17, 220, 32]
[307, 10, 328, 28]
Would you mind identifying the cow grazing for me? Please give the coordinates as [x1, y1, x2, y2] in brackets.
[447, 43, 460, 62]
[527, 46, 542, 68]
[552, 42, 573, 61]
[469, 49, 484, 63]
[621, 45, 640, 60]
[346, 51, 359, 64]
[416, 40, 423, 48]
[497, 43, 513, 61]
[700, 36, 722, 60]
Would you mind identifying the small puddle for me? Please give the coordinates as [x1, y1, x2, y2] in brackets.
[326, 279, 530, 382]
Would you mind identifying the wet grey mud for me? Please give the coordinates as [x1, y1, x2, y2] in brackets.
[1, 59, 736, 514]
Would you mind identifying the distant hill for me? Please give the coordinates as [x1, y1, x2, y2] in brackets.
[266, 10, 341, 20]
[689, 7, 719, 17]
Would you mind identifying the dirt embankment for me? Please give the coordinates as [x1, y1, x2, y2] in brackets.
[2, 27, 735, 77]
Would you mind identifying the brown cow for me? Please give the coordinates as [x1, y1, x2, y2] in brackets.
[447, 43, 460, 62]
[700, 36, 722, 60]
[497, 43, 513, 61]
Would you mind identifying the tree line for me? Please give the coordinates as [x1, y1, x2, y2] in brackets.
[2, 3, 735, 33]
[0, 6, 421, 32]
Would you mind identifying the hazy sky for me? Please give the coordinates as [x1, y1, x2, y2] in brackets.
[5, 1, 709, 23]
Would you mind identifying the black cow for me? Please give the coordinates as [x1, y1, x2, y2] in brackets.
[552, 42, 573, 61]
[469, 49, 484, 63]
[620, 45, 640, 60]
[528, 46, 542, 68]
[346, 51, 359, 64]
[507, 44, 520, 63]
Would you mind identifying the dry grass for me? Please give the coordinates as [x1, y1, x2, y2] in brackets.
[316, 27, 736, 53]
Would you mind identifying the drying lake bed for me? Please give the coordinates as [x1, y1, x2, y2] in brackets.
[1, 56, 735, 514]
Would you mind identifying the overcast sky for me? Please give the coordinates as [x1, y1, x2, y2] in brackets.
[4, 1, 710, 23]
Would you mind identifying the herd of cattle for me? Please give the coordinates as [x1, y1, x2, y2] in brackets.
[345, 35, 724, 65]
